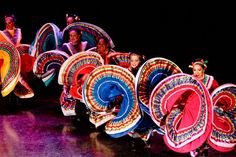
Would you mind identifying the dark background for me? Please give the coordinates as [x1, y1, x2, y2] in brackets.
[1, 1, 235, 85]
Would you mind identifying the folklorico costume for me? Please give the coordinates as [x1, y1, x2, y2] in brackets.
[29, 23, 62, 58]
[60, 41, 88, 56]
[86, 47, 116, 65]
[189, 59, 219, 93]
[135, 57, 183, 115]
[82, 64, 142, 138]
[16, 44, 36, 80]
[0, 28, 22, 47]
[0, 26, 34, 98]
[58, 51, 104, 116]
[0, 27, 22, 87]
[86, 47, 129, 67]
[149, 73, 213, 153]
[187, 59, 236, 156]
[128, 57, 183, 142]
[106, 52, 130, 68]
[0, 41, 21, 96]
[187, 59, 219, 156]
[61, 22, 115, 51]
[208, 83, 236, 152]
[33, 49, 70, 86]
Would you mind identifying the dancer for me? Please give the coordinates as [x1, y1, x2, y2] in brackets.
[127, 52, 145, 75]
[189, 58, 219, 157]
[0, 14, 34, 99]
[189, 58, 219, 94]
[60, 27, 87, 55]
[0, 14, 22, 46]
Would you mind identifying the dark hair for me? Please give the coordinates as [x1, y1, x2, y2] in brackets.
[190, 58, 208, 70]
[68, 27, 82, 35]
[4, 13, 16, 23]
[97, 37, 111, 48]
[129, 51, 146, 64]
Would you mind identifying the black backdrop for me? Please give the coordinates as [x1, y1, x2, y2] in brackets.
[1, 1, 235, 85]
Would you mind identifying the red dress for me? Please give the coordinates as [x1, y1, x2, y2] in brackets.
[199, 74, 219, 93]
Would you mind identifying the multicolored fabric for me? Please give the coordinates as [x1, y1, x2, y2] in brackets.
[106, 52, 130, 68]
[128, 111, 165, 141]
[29, 23, 62, 57]
[135, 57, 183, 114]
[208, 83, 236, 152]
[13, 75, 34, 98]
[60, 41, 88, 56]
[60, 86, 77, 116]
[83, 65, 142, 138]
[33, 50, 70, 86]
[202, 74, 214, 90]
[58, 51, 104, 101]
[149, 73, 213, 153]
[0, 28, 22, 46]
[85, 47, 116, 64]
[62, 22, 115, 50]
[16, 44, 36, 80]
[89, 111, 116, 128]
[16, 44, 30, 55]
[0, 42, 21, 96]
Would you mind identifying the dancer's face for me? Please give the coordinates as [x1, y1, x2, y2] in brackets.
[5, 17, 15, 30]
[193, 64, 205, 80]
[130, 54, 141, 69]
[69, 30, 80, 45]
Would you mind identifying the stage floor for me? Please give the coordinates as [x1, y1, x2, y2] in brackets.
[0, 92, 235, 157]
